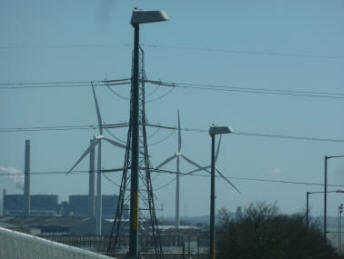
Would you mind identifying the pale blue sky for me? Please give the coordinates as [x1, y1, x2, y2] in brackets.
[0, 0, 344, 218]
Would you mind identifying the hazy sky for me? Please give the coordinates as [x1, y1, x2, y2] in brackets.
[0, 0, 344, 219]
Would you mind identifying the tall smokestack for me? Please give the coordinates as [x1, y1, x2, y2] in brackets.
[88, 138, 96, 217]
[24, 140, 30, 216]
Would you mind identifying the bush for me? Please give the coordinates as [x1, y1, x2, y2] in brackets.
[217, 202, 343, 259]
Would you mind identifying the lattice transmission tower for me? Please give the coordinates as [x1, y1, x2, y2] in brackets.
[107, 46, 163, 258]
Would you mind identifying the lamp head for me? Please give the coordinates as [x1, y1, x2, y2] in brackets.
[131, 9, 169, 25]
[209, 126, 233, 136]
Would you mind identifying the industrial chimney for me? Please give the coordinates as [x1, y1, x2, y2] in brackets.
[24, 140, 30, 216]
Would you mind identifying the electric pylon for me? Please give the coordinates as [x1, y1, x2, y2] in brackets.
[107, 46, 163, 258]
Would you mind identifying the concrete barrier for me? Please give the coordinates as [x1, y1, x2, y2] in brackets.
[0, 226, 115, 259]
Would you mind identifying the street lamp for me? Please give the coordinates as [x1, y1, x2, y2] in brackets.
[306, 190, 344, 226]
[209, 125, 233, 259]
[129, 9, 168, 258]
[324, 155, 344, 240]
[339, 203, 343, 252]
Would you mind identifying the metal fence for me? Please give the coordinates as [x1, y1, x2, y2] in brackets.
[42, 234, 209, 258]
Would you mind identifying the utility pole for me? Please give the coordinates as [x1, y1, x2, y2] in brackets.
[306, 192, 310, 226]
[209, 133, 215, 259]
[24, 140, 30, 217]
[176, 111, 181, 229]
[324, 155, 344, 240]
[128, 22, 140, 258]
[339, 204, 343, 252]
[107, 10, 168, 258]
[324, 156, 328, 239]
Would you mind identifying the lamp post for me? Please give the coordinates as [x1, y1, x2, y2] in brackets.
[306, 190, 344, 226]
[324, 155, 344, 240]
[339, 203, 343, 252]
[129, 9, 168, 258]
[209, 125, 233, 259]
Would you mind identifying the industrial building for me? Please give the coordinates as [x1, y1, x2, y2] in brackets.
[3, 194, 59, 216]
[2, 192, 120, 218]
[68, 194, 119, 218]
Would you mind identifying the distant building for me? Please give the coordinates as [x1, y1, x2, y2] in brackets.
[3, 194, 59, 216]
[68, 194, 119, 218]
[2, 192, 124, 219]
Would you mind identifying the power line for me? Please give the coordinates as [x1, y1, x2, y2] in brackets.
[0, 79, 130, 90]
[0, 43, 130, 49]
[150, 80, 344, 100]
[154, 177, 176, 191]
[1, 169, 343, 188]
[146, 123, 344, 143]
[148, 169, 344, 188]
[1, 123, 344, 143]
[0, 125, 98, 132]
[2, 78, 343, 101]
[0, 123, 128, 133]
[232, 131, 344, 143]
[142, 43, 344, 60]
[1, 42, 342, 60]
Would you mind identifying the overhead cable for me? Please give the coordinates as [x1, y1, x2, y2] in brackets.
[1, 123, 344, 143]
[148, 80, 344, 100]
[1, 42, 342, 60]
[1, 169, 343, 188]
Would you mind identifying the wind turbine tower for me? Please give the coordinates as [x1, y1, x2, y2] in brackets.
[67, 83, 128, 235]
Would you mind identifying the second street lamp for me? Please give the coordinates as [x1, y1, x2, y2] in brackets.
[209, 125, 233, 259]
[324, 155, 344, 240]
[306, 190, 344, 226]
[339, 204, 343, 251]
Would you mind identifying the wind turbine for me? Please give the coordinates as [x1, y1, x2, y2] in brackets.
[185, 135, 240, 193]
[156, 111, 239, 229]
[67, 82, 128, 235]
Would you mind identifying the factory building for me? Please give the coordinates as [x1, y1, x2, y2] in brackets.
[68, 194, 119, 218]
[2, 192, 121, 218]
[3, 194, 59, 216]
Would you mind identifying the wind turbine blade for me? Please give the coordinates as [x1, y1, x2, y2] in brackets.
[66, 139, 100, 175]
[215, 135, 222, 163]
[181, 155, 210, 173]
[185, 166, 211, 175]
[178, 110, 181, 152]
[103, 137, 146, 155]
[103, 137, 128, 150]
[156, 155, 177, 169]
[91, 82, 103, 135]
[215, 168, 241, 194]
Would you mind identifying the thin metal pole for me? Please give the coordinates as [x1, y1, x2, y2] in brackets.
[324, 156, 328, 240]
[176, 110, 181, 229]
[339, 204, 343, 252]
[129, 23, 140, 258]
[24, 140, 30, 217]
[339, 208, 340, 251]
[176, 154, 180, 229]
[306, 192, 309, 226]
[96, 141, 102, 236]
[188, 235, 191, 258]
[340, 210, 342, 252]
[89, 138, 95, 217]
[209, 134, 216, 259]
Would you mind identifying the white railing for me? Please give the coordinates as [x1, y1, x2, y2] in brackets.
[0, 226, 115, 259]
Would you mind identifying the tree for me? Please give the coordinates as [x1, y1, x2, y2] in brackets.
[217, 202, 343, 259]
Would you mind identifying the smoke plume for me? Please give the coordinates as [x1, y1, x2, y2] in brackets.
[0, 167, 24, 190]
